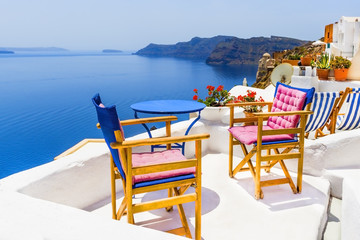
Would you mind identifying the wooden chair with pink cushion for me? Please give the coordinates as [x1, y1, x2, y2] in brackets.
[227, 83, 314, 199]
[92, 93, 209, 239]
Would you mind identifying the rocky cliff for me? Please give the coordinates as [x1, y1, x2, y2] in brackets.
[206, 36, 309, 65]
[252, 40, 324, 89]
[135, 36, 234, 59]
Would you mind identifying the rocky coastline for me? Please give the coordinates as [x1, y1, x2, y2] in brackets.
[135, 35, 308, 65]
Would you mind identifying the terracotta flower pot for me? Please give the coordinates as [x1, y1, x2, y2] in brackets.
[243, 110, 262, 126]
[301, 57, 312, 66]
[334, 68, 349, 81]
[316, 69, 330, 80]
[282, 59, 299, 66]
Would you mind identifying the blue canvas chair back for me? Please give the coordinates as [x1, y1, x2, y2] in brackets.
[92, 93, 125, 179]
[305, 91, 340, 133]
[337, 88, 360, 131]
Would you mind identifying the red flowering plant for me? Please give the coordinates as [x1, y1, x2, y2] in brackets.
[193, 85, 232, 107]
[232, 90, 265, 112]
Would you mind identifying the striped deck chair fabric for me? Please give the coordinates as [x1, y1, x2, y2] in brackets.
[337, 88, 360, 131]
[305, 91, 340, 133]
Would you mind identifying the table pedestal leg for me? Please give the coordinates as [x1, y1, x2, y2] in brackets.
[134, 110, 202, 154]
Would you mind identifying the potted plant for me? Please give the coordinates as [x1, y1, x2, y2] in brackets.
[193, 85, 232, 106]
[282, 53, 301, 66]
[232, 90, 265, 125]
[330, 56, 352, 81]
[193, 85, 233, 121]
[314, 53, 332, 80]
[301, 54, 313, 66]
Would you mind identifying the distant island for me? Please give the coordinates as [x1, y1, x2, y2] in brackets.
[102, 49, 123, 53]
[0, 47, 68, 52]
[135, 36, 309, 65]
[0, 50, 14, 54]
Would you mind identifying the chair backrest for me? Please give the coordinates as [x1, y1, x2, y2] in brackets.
[337, 88, 360, 131]
[92, 93, 126, 179]
[268, 82, 315, 129]
[305, 91, 340, 133]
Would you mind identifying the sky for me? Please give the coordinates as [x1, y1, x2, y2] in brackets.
[1, 0, 359, 51]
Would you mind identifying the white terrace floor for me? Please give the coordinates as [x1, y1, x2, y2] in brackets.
[0, 139, 338, 240]
[92, 152, 331, 240]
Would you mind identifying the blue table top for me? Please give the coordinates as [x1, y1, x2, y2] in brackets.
[131, 100, 206, 114]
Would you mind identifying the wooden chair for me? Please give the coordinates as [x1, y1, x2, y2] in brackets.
[92, 94, 209, 239]
[227, 83, 314, 199]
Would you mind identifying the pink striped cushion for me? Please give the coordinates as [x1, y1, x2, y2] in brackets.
[228, 125, 294, 145]
[267, 84, 307, 129]
[132, 149, 195, 184]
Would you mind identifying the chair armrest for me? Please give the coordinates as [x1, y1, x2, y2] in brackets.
[110, 133, 210, 148]
[120, 116, 178, 126]
[96, 116, 178, 129]
[226, 102, 273, 107]
[253, 110, 313, 117]
[254, 111, 313, 137]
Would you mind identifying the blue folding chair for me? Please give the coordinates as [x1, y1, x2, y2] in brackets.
[336, 88, 360, 131]
[305, 91, 341, 138]
[92, 93, 209, 239]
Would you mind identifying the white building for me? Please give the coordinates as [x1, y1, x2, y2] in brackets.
[325, 16, 360, 58]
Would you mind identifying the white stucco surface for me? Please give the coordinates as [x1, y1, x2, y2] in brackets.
[323, 169, 360, 199]
[342, 175, 360, 240]
[0, 190, 186, 240]
[229, 84, 275, 101]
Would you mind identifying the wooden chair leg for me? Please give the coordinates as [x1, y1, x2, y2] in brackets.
[126, 174, 135, 224]
[195, 184, 201, 240]
[126, 194, 134, 224]
[255, 152, 262, 200]
[279, 160, 297, 194]
[247, 160, 264, 199]
[173, 188, 192, 238]
[116, 198, 127, 220]
[265, 149, 271, 173]
[297, 156, 304, 193]
[229, 134, 234, 177]
[273, 148, 297, 194]
[166, 188, 174, 212]
[233, 150, 256, 176]
[110, 159, 117, 219]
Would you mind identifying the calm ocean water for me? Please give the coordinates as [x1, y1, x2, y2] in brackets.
[0, 52, 257, 178]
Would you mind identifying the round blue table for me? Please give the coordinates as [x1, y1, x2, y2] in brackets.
[131, 100, 206, 154]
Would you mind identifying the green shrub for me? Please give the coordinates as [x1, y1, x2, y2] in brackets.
[330, 56, 352, 69]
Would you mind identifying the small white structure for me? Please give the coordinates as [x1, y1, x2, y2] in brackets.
[325, 16, 360, 58]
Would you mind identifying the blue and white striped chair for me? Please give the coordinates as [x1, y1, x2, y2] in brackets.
[336, 88, 360, 131]
[305, 91, 341, 138]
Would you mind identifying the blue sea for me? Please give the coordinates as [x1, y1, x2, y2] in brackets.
[0, 51, 257, 178]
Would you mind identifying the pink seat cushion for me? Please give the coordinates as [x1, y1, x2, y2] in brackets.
[267, 84, 307, 129]
[132, 149, 195, 184]
[229, 125, 294, 145]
